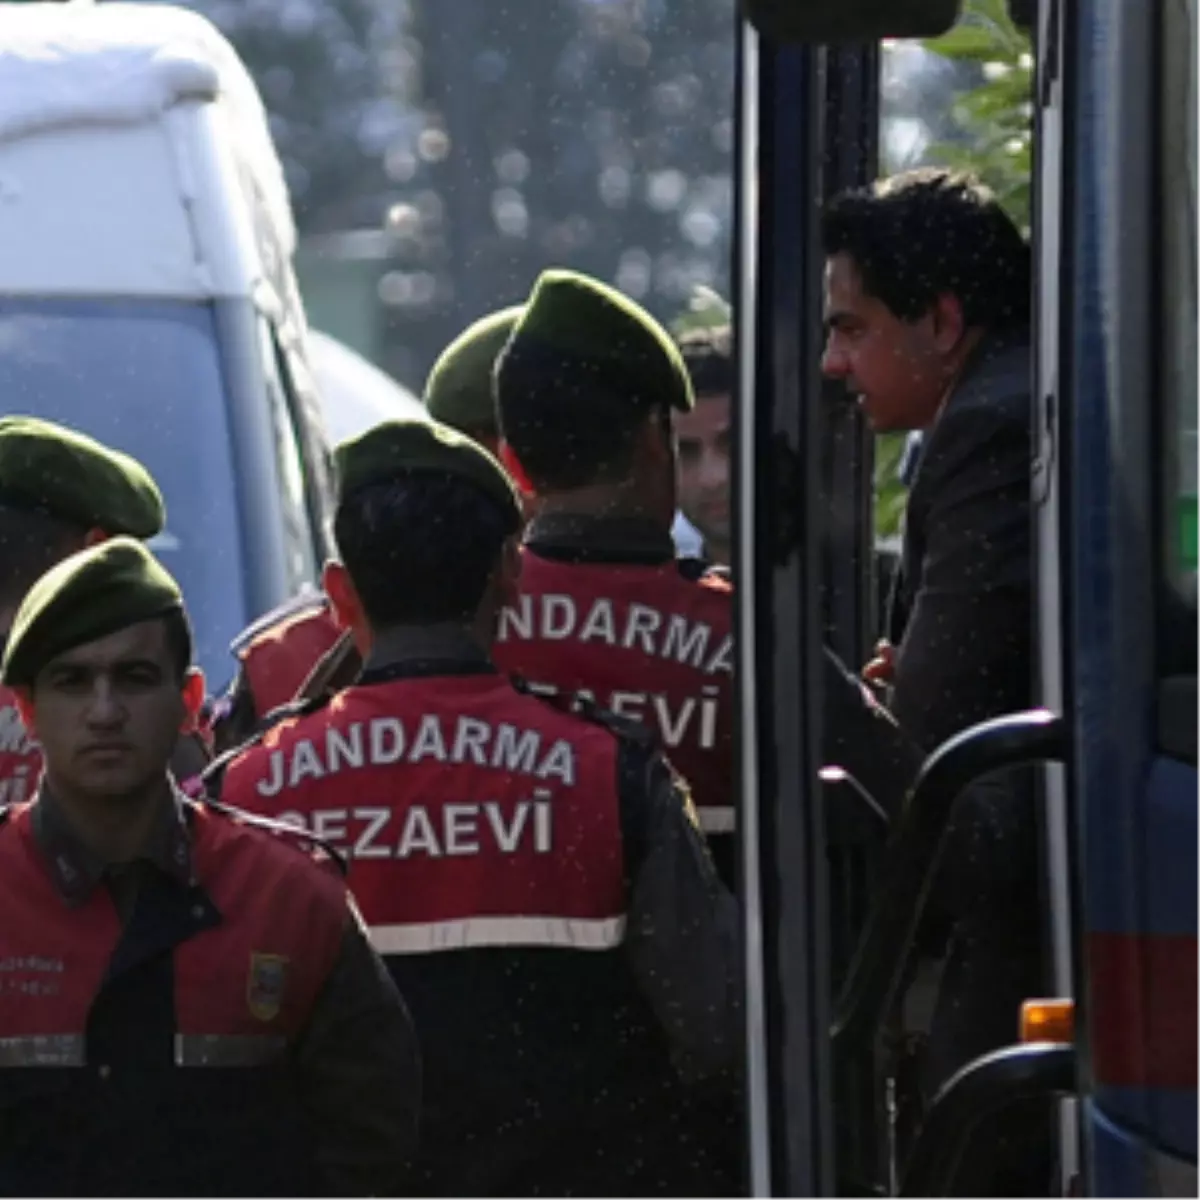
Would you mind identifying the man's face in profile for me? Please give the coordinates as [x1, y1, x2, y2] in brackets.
[821, 252, 947, 432]
[675, 392, 731, 552]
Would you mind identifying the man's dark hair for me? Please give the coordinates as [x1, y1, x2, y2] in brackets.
[334, 475, 511, 627]
[0, 505, 86, 611]
[495, 352, 668, 491]
[677, 325, 734, 398]
[822, 168, 1031, 331]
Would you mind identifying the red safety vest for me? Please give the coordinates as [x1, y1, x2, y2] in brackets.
[492, 551, 734, 832]
[0, 801, 346, 1063]
[220, 672, 626, 955]
[239, 605, 344, 719]
[0, 684, 42, 807]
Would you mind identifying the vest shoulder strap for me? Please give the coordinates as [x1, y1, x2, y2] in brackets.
[229, 590, 330, 657]
[192, 795, 349, 878]
[200, 694, 332, 798]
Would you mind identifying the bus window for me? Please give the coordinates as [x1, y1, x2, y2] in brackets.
[1156, 0, 1200, 748]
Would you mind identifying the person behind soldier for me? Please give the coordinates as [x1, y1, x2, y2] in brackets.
[491, 270, 738, 852]
[0, 415, 210, 798]
[210, 418, 742, 1197]
[423, 304, 524, 459]
[0, 537, 420, 1197]
[674, 324, 734, 569]
[209, 305, 530, 758]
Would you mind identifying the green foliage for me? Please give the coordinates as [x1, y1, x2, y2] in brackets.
[922, 0, 1034, 232]
[873, 0, 1034, 541]
[670, 286, 732, 337]
[874, 432, 910, 539]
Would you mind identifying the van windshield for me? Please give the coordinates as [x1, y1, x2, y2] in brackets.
[0, 297, 246, 688]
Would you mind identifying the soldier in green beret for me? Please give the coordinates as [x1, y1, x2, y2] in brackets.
[0, 537, 420, 1197]
[211, 307, 530, 756]
[211, 414, 741, 1198]
[423, 304, 523, 456]
[0, 415, 164, 631]
[0, 416, 184, 802]
[490, 268, 740, 855]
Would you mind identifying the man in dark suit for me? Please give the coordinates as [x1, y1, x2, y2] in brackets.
[821, 168, 1046, 1196]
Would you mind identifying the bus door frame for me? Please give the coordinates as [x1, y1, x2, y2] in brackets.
[735, 15, 885, 1194]
[735, 18, 835, 1196]
[1030, 0, 1084, 1188]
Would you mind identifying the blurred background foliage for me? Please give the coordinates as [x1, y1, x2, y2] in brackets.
[142, 0, 1032, 538]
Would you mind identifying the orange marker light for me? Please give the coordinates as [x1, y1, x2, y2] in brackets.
[1020, 998, 1075, 1044]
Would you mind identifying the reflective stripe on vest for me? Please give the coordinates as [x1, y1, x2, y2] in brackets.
[0, 1032, 287, 1068]
[0, 803, 346, 1057]
[493, 552, 735, 830]
[0, 1033, 83, 1067]
[174, 1033, 288, 1067]
[221, 673, 626, 952]
[368, 913, 628, 956]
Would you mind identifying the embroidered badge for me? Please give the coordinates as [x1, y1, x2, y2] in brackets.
[246, 952, 289, 1022]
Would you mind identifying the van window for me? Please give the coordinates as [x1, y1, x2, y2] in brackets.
[271, 333, 335, 559]
[0, 298, 245, 686]
[258, 320, 320, 592]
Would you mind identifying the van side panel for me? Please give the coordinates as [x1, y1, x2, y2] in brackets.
[0, 123, 210, 297]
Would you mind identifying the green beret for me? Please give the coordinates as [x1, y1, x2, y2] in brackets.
[3, 538, 185, 689]
[424, 306, 523, 436]
[499, 269, 694, 413]
[335, 419, 522, 533]
[0, 416, 164, 538]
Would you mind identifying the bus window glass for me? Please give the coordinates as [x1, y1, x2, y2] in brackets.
[1161, 0, 1198, 614]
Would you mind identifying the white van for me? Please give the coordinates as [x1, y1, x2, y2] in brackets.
[0, 2, 334, 685]
[308, 330, 427, 445]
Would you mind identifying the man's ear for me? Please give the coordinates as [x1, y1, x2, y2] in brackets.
[323, 560, 360, 631]
[930, 291, 967, 354]
[496, 536, 523, 606]
[179, 669, 206, 732]
[82, 528, 111, 550]
[498, 440, 536, 499]
[13, 689, 36, 739]
[324, 560, 375, 658]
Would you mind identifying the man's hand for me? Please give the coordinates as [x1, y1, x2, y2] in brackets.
[862, 639, 896, 687]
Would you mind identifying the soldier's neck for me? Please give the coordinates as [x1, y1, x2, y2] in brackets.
[44, 775, 172, 867]
[537, 484, 664, 526]
[365, 620, 492, 670]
